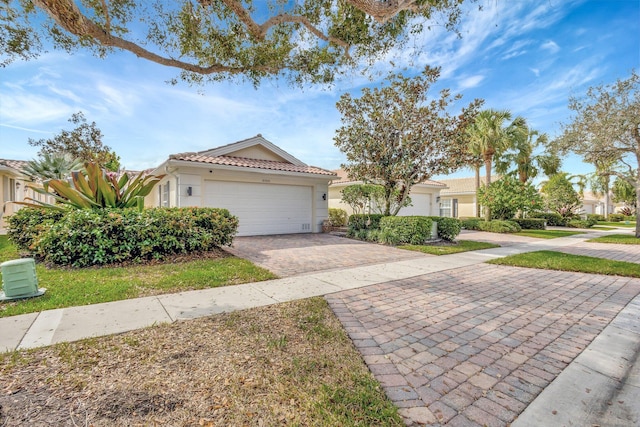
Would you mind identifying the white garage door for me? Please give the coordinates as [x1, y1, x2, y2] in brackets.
[204, 181, 313, 236]
[397, 193, 432, 216]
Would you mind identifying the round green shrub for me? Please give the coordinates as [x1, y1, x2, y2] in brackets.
[379, 216, 433, 245]
[425, 216, 462, 241]
[7, 207, 65, 251]
[21, 207, 238, 267]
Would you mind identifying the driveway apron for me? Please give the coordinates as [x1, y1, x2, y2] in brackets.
[327, 263, 640, 426]
[225, 233, 428, 277]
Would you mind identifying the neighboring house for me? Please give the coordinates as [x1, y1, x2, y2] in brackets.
[0, 159, 57, 234]
[436, 176, 496, 218]
[328, 169, 446, 216]
[580, 191, 617, 216]
[145, 134, 337, 236]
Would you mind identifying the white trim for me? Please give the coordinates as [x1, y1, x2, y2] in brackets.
[199, 135, 307, 167]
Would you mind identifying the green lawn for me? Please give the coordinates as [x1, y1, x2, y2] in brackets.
[0, 235, 276, 318]
[587, 234, 640, 244]
[400, 240, 500, 255]
[513, 229, 583, 239]
[598, 221, 635, 228]
[488, 250, 640, 278]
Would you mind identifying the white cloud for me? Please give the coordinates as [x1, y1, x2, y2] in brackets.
[530, 68, 540, 77]
[541, 40, 560, 54]
[457, 74, 485, 90]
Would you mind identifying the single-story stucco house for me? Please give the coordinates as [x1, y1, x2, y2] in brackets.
[328, 169, 446, 216]
[0, 159, 57, 234]
[436, 176, 489, 218]
[145, 135, 337, 236]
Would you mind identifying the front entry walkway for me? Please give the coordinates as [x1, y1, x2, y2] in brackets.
[327, 263, 640, 426]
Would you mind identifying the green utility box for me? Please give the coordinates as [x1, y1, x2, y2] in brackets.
[0, 258, 46, 301]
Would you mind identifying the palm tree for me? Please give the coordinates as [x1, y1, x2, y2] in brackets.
[466, 109, 520, 220]
[21, 152, 83, 181]
[495, 126, 562, 184]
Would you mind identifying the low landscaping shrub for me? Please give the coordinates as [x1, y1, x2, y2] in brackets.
[530, 212, 568, 226]
[625, 216, 636, 222]
[478, 220, 522, 233]
[608, 213, 624, 222]
[12, 207, 238, 267]
[328, 208, 348, 227]
[7, 207, 65, 251]
[425, 216, 462, 241]
[587, 214, 605, 222]
[347, 214, 385, 237]
[379, 216, 433, 245]
[566, 218, 597, 229]
[461, 218, 482, 230]
[511, 218, 546, 230]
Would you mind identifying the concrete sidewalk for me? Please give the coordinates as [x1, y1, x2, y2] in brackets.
[0, 232, 590, 352]
[0, 230, 638, 426]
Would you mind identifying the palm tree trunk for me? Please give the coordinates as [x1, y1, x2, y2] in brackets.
[484, 158, 492, 221]
[475, 165, 481, 217]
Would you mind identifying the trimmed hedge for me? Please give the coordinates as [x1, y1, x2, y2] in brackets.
[328, 208, 348, 227]
[347, 214, 385, 235]
[461, 218, 482, 230]
[587, 214, 605, 222]
[511, 218, 546, 230]
[461, 218, 521, 233]
[8, 207, 238, 267]
[425, 216, 462, 241]
[7, 207, 65, 251]
[530, 212, 568, 226]
[379, 216, 433, 245]
[608, 213, 624, 222]
[566, 218, 597, 229]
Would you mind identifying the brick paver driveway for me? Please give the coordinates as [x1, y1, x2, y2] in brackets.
[556, 240, 640, 263]
[327, 264, 640, 426]
[225, 233, 427, 277]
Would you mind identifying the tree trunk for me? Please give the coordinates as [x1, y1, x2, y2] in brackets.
[636, 184, 640, 238]
[474, 166, 481, 217]
[484, 157, 492, 221]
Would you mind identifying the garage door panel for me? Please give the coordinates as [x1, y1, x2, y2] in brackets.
[204, 181, 312, 236]
[398, 194, 431, 216]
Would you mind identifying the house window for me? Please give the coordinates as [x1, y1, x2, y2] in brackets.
[439, 198, 452, 217]
[2, 177, 15, 202]
[161, 181, 170, 207]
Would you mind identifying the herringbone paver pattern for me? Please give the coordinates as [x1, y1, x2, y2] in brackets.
[327, 264, 640, 426]
[226, 234, 427, 277]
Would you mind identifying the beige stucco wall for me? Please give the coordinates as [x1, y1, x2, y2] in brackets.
[145, 165, 331, 233]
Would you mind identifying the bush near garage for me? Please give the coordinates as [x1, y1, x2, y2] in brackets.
[424, 216, 462, 241]
[328, 208, 348, 227]
[347, 214, 385, 236]
[8, 207, 238, 267]
[379, 216, 433, 245]
[587, 214, 605, 222]
[461, 218, 482, 230]
[511, 218, 547, 230]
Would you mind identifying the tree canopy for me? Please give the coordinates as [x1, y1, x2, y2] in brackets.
[28, 112, 121, 171]
[554, 70, 640, 235]
[1, 0, 474, 85]
[334, 66, 482, 215]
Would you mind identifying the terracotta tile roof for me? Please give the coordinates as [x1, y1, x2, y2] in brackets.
[330, 168, 446, 187]
[0, 159, 29, 171]
[439, 176, 501, 195]
[171, 154, 336, 177]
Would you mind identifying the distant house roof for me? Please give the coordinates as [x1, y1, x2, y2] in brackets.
[0, 159, 28, 173]
[439, 176, 501, 195]
[331, 168, 447, 188]
[165, 134, 336, 177]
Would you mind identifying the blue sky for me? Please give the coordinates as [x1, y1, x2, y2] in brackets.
[1, 0, 638, 182]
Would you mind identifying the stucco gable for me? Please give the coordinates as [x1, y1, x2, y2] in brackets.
[196, 134, 305, 166]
